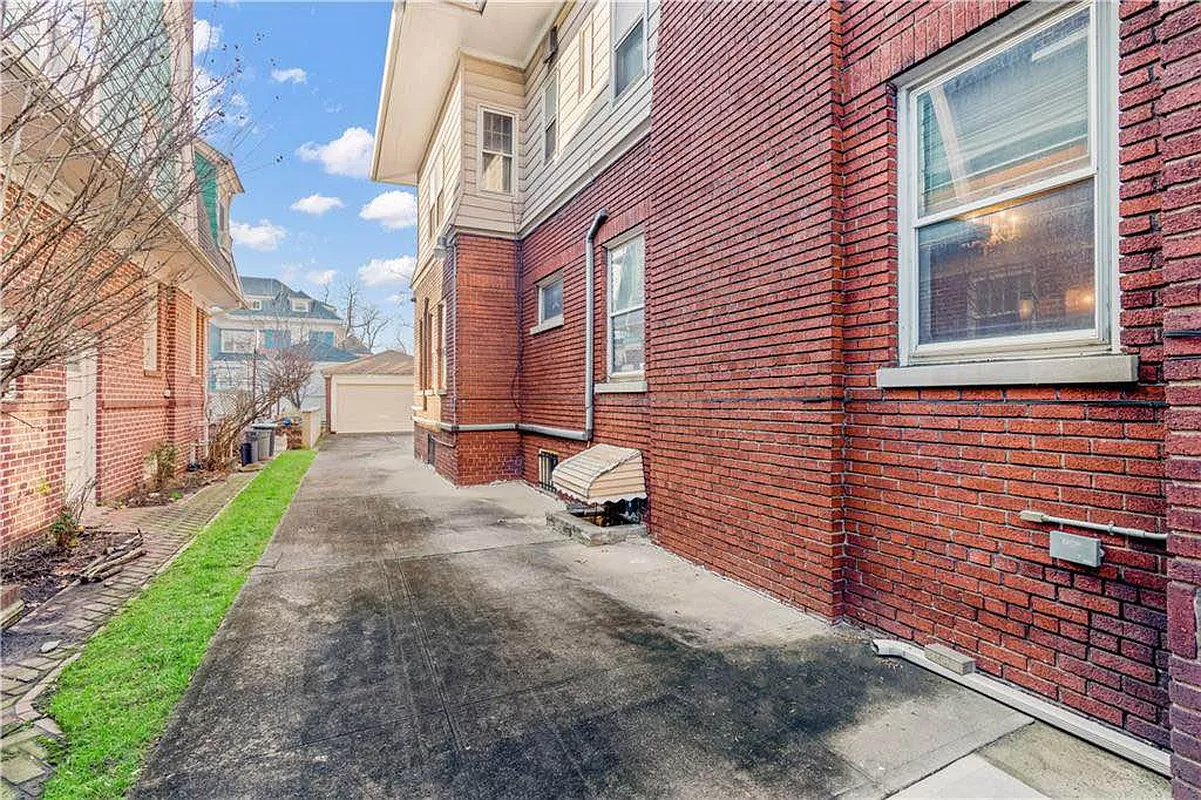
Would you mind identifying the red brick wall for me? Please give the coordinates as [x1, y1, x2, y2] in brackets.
[836, 0, 1171, 747]
[425, 0, 1200, 765]
[1156, 0, 1201, 792]
[647, 1, 847, 619]
[517, 136, 653, 488]
[96, 284, 205, 499]
[0, 367, 66, 553]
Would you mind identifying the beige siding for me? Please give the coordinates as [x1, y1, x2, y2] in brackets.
[411, 1, 659, 257]
[519, 0, 658, 232]
[459, 57, 526, 236]
[417, 70, 464, 269]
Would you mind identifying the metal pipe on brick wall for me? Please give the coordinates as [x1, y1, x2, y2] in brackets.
[1018, 510, 1166, 542]
[872, 639, 1171, 776]
[584, 209, 608, 441]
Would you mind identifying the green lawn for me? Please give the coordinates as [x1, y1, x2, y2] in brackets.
[42, 450, 316, 799]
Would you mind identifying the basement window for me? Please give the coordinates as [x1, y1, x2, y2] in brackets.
[895, 2, 1117, 368]
[538, 450, 559, 493]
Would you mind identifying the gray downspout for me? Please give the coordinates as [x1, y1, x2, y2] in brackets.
[584, 209, 608, 441]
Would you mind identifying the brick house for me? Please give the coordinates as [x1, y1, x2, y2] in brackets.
[371, 0, 1201, 788]
[1, 7, 244, 552]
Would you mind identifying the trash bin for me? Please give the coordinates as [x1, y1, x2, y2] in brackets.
[243, 429, 259, 464]
[239, 440, 253, 466]
[251, 423, 274, 462]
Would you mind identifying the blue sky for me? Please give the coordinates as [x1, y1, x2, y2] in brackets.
[194, 1, 415, 351]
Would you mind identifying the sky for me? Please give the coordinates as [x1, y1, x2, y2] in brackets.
[194, 1, 416, 352]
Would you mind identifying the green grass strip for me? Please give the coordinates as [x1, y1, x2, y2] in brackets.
[41, 450, 316, 799]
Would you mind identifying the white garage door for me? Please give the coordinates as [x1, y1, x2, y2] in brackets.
[332, 380, 414, 433]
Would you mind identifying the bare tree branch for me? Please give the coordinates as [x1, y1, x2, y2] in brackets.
[1, 0, 251, 395]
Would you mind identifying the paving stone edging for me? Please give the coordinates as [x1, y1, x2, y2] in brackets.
[0, 472, 255, 799]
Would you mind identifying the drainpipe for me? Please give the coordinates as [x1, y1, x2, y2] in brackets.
[583, 209, 608, 441]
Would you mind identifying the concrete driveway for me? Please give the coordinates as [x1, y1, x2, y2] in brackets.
[135, 435, 1167, 798]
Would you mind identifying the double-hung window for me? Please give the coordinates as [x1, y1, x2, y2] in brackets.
[895, 2, 1117, 370]
[612, 1, 646, 98]
[607, 232, 645, 378]
[543, 71, 559, 162]
[480, 109, 515, 194]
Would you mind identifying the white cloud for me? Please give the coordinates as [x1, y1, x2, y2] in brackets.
[230, 219, 287, 251]
[358, 191, 417, 230]
[386, 292, 410, 303]
[228, 92, 250, 128]
[271, 67, 307, 84]
[307, 269, 337, 286]
[358, 257, 416, 287]
[290, 194, 343, 215]
[279, 264, 298, 282]
[296, 127, 373, 178]
[193, 19, 221, 56]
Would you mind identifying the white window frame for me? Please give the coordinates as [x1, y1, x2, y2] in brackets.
[543, 69, 559, 163]
[439, 303, 448, 389]
[477, 106, 517, 196]
[143, 283, 159, 371]
[248, 298, 263, 311]
[429, 150, 444, 234]
[605, 228, 645, 380]
[895, 0, 1118, 368]
[221, 329, 258, 354]
[578, 18, 594, 98]
[611, 0, 648, 101]
[290, 298, 311, 314]
[531, 272, 565, 334]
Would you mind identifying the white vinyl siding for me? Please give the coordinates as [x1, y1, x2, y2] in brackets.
[520, 0, 658, 232]
[417, 70, 464, 270]
[896, 1, 1117, 367]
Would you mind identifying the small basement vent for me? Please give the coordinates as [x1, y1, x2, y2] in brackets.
[538, 450, 559, 492]
[426, 433, 437, 466]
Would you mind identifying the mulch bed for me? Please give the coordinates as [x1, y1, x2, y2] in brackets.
[1, 530, 137, 608]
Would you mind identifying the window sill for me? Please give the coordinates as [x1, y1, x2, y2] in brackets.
[529, 317, 564, 336]
[595, 379, 647, 394]
[436, 389, 448, 396]
[876, 354, 1139, 388]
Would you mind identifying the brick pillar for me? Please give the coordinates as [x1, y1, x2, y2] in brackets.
[1160, 2, 1201, 794]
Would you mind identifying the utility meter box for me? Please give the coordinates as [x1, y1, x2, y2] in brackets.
[1049, 531, 1103, 567]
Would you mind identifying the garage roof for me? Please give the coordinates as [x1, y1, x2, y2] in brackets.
[323, 350, 415, 376]
[552, 445, 646, 504]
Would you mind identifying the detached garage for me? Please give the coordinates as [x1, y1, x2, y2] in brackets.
[324, 350, 415, 434]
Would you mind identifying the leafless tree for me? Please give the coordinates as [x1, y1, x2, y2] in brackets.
[206, 342, 312, 469]
[337, 276, 360, 337]
[354, 303, 389, 351]
[0, 0, 248, 396]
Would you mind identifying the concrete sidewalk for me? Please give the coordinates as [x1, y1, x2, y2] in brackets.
[134, 434, 1168, 798]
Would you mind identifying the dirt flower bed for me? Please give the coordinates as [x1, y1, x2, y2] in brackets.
[120, 469, 225, 508]
[1, 530, 138, 608]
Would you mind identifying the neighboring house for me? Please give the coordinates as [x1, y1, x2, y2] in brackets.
[0, 5, 242, 551]
[372, 0, 1201, 787]
[208, 276, 366, 422]
[324, 350, 415, 434]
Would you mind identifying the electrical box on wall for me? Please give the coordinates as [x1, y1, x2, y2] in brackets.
[1049, 531, 1104, 567]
